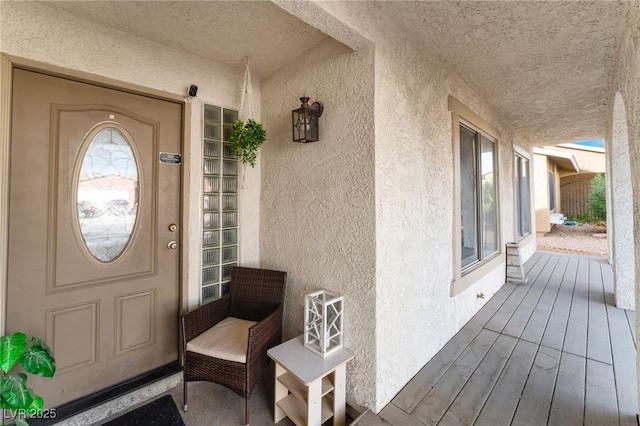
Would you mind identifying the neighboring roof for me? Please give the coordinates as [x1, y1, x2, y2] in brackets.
[533, 147, 580, 173]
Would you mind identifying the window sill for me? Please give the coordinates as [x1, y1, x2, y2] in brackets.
[517, 233, 533, 245]
[451, 253, 504, 296]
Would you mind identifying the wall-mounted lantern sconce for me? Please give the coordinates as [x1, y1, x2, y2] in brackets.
[292, 96, 324, 143]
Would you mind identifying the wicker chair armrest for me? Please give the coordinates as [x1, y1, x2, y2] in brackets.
[181, 296, 232, 344]
[246, 304, 284, 366]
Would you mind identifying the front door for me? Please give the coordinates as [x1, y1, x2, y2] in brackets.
[7, 69, 182, 408]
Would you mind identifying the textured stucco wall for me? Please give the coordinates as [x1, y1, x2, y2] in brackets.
[608, 93, 635, 310]
[0, 1, 261, 309]
[260, 40, 377, 408]
[374, 35, 519, 411]
[610, 0, 640, 412]
[302, 2, 523, 411]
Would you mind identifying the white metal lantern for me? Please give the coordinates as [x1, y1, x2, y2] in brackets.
[304, 290, 344, 357]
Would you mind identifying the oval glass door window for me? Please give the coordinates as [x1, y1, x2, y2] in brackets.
[77, 127, 139, 263]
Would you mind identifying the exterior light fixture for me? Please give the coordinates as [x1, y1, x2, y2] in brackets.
[292, 96, 323, 143]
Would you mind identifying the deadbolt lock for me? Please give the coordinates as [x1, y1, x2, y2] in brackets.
[168, 224, 178, 232]
[168, 241, 178, 250]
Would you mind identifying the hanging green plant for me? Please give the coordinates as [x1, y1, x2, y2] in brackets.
[0, 332, 56, 425]
[229, 119, 266, 167]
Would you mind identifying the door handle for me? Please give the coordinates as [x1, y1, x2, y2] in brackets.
[167, 241, 178, 250]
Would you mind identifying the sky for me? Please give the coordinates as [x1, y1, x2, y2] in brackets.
[572, 139, 605, 149]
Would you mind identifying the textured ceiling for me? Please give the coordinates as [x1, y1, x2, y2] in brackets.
[375, 0, 626, 144]
[41, 1, 625, 144]
[40, 1, 329, 79]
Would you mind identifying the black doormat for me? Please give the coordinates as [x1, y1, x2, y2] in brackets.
[102, 395, 185, 426]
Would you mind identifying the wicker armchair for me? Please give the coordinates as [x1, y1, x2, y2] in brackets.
[181, 266, 287, 425]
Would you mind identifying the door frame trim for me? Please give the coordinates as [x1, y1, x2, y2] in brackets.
[0, 54, 191, 334]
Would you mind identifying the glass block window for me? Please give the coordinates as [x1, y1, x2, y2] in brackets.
[202, 105, 239, 304]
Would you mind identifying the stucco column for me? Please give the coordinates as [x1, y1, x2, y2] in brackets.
[533, 153, 551, 234]
[613, 1, 640, 416]
[609, 92, 635, 310]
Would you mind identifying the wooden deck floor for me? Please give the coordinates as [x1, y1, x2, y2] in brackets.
[377, 251, 638, 426]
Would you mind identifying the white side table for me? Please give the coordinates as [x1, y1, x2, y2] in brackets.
[267, 336, 354, 426]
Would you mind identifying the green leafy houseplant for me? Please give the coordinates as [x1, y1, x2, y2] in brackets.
[229, 119, 266, 167]
[1, 332, 56, 426]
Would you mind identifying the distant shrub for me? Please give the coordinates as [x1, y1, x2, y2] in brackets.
[586, 174, 606, 222]
[567, 214, 593, 224]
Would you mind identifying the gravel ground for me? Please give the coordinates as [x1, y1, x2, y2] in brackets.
[537, 223, 608, 257]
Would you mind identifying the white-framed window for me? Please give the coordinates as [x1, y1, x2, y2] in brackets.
[515, 154, 531, 238]
[450, 97, 502, 295]
[201, 104, 239, 304]
[459, 123, 498, 269]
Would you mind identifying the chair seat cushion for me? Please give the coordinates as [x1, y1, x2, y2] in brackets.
[186, 317, 257, 363]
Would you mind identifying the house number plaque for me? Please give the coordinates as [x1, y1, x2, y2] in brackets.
[160, 152, 182, 164]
